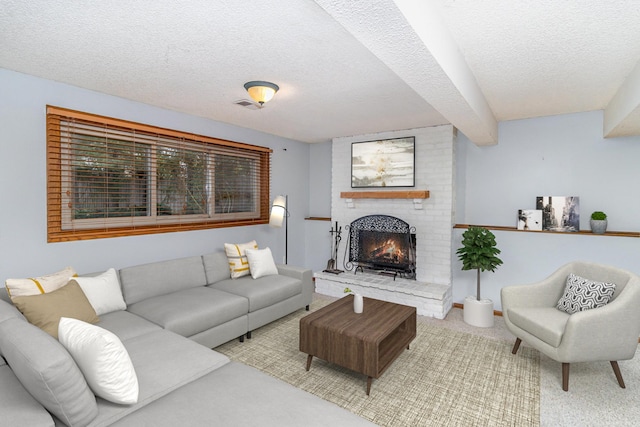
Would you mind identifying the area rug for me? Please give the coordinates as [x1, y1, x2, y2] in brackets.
[216, 300, 540, 426]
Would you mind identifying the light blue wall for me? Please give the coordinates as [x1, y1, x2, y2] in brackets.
[0, 68, 310, 280]
[308, 142, 332, 217]
[5, 67, 639, 308]
[453, 110, 640, 310]
[305, 142, 333, 272]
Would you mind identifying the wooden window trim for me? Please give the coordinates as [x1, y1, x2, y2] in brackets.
[46, 106, 272, 242]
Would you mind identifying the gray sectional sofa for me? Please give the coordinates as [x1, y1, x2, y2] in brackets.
[119, 252, 314, 348]
[0, 252, 374, 427]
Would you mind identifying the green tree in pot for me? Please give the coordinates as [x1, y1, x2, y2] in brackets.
[456, 226, 503, 327]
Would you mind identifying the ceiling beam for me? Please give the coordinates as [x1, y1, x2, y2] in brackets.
[604, 58, 640, 138]
[314, 0, 498, 146]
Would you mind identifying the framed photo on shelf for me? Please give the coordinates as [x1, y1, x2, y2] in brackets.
[536, 196, 580, 232]
[351, 137, 415, 188]
[517, 209, 543, 231]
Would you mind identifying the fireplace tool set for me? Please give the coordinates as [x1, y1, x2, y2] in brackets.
[323, 221, 344, 274]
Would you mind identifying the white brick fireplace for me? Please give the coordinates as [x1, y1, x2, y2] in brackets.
[315, 125, 456, 318]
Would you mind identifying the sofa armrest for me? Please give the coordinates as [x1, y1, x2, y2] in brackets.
[559, 279, 640, 361]
[276, 264, 307, 278]
[0, 364, 55, 427]
[277, 265, 313, 306]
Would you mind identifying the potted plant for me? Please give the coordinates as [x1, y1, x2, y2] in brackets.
[590, 211, 608, 234]
[456, 226, 503, 327]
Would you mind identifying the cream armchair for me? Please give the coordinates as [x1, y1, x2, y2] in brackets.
[501, 261, 640, 391]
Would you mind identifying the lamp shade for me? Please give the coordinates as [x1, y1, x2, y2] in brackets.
[244, 81, 279, 105]
[269, 195, 287, 227]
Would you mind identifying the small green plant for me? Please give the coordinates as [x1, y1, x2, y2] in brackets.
[344, 287, 352, 294]
[456, 226, 503, 301]
[591, 211, 607, 221]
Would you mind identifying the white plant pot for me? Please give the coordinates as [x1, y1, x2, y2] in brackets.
[463, 296, 494, 328]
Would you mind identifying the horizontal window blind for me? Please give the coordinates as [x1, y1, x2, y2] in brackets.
[47, 106, 271, 242]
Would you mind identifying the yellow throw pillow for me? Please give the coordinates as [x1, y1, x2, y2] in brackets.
[12, 281, 99, 339]
[6, 266, 77, 300]
[224, 240, 258, 279]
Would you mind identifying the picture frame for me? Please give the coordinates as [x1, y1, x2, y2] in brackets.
[517, 209, 543, 231]
[536, 196, 580, 232]
[351, 137, 415, 188]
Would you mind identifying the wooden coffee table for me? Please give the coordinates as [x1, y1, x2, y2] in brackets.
[299, 295, 416, 395]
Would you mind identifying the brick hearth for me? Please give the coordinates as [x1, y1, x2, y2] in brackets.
[314, 271, 453, 319]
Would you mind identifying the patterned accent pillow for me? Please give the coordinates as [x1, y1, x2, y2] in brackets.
[5, 266, 77, 300]
[556, 273, 616, 314]
[224, 240, 258, 279]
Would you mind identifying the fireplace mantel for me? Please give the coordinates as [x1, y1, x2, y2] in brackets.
[340, 190, 429, 199]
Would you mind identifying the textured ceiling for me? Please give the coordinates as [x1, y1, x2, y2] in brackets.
[1, 0, 639, 144]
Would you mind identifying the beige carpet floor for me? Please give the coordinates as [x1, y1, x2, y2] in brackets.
[216, 298, 539, 427]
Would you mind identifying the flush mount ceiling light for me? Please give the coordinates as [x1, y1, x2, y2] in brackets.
[244, 81, 279, 106]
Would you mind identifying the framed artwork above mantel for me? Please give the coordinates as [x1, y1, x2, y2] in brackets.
[351, 137, 415, 188]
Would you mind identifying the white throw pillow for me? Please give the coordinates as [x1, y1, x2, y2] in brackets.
[58, 317, 139, 405]
[245, 247, 279, 279]
[73, 268, 126, 315]
[224, 240, 258, 278]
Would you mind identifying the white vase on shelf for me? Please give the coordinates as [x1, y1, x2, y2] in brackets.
[353, 293, 364, 314]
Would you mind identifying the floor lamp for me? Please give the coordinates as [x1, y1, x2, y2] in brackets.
[269, 195, 288, 264]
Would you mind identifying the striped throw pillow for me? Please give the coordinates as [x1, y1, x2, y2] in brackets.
[5, 266, 77, 300]
[224, 241, 258, 279]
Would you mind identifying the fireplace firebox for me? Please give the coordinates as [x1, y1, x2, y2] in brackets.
[345, 215, 416, 279]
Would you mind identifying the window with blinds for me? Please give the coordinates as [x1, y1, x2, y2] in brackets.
[47, 106, 271, 242]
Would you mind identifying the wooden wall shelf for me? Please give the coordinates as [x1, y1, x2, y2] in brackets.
[340, 190, 429, 199]
[454, 224, 640, 238]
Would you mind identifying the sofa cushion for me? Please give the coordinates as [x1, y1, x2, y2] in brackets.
[88, 329, 230, 427]
[107, 362, 377, 427]
[5, 266, 76, 299]
[0, 298, 25, 324]
[11, 280, 100, 338]
[0, 363, 55, 427]
[58, 318, 139, 405]
[508, 306, 570, 347]
[0, 286, 11, 304]
[212, 275, 301, 312]
[0, 318, 98, 427]
[202, 251, 232, 284]
[245, 247, 279, 279]
[557, 273, 616, 314]
[73, 268, 126, 315]
[119, 256, 207, 305]
[127, 287, 248, 337]
[0, 299, 26, 358]
[96, 310, 162, 342]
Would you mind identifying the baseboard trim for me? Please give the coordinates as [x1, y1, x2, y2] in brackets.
[453, 302, 503, 317]
[451, 303, 639, 342]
